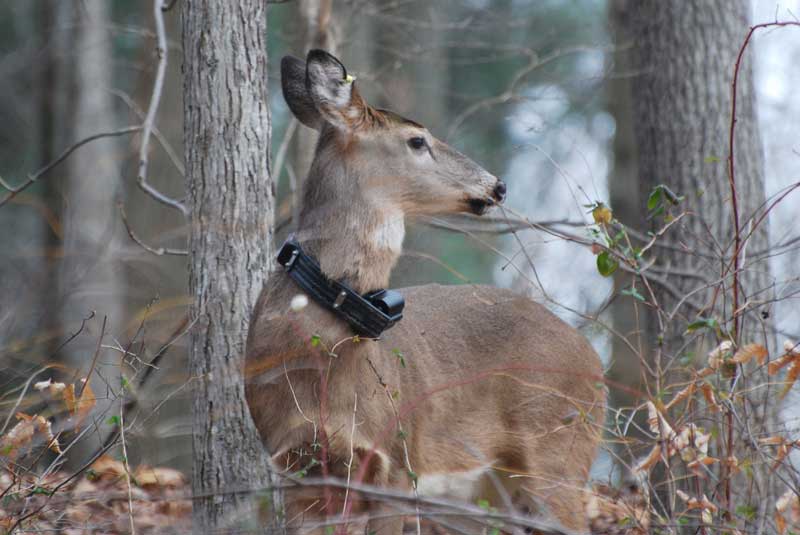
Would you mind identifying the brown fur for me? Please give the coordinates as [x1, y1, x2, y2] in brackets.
[246, 50, 605, 534]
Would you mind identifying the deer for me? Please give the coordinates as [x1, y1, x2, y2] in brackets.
[245, 49, 605, 534]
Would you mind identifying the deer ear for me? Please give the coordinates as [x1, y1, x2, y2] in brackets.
[281, 55, 323, 130]
[305, 49, 366, 130]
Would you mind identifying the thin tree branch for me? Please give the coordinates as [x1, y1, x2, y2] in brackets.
[138, 0, 188, 216]
[0, 127, 141, 208]
[118, 201, 188, 256]
[110, 88, 185, 176]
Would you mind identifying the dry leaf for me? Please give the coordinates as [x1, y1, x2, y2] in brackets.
[665, 383, 695, 411]
[776, 489, 800, 535]
[134, 466, 185, 489]
[60, 380, 96, 430]
[780, 360, 800, 398]
[91, 455, 127, 480]
[646, 401, 674, 439]
[777, 512, 787, 535]
[731, 344, 768, 365]
[677, 489, 717, 513]
[707, 341, 733, 370]
[587, 483, 649, 535]
[700, 383, 720, 412]
[0, 413, 61, 458]
[634, 445, 661, 475]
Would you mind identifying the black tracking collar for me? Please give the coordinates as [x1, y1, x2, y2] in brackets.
[277, 239, 404, 339]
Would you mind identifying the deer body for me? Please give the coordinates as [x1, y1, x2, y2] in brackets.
[245, 50, 605, 534]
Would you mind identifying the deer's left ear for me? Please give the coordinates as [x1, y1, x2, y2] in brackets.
[305, 49, 367, 130]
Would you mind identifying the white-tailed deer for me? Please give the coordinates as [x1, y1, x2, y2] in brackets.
[245, 50, 605, 534]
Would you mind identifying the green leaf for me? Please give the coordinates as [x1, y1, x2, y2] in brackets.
[392, 348, 406, 368]
[477, 499, 491, 511]
[647, 188, 662, 210]
[686, 317, 718, 333]
[736, 504, 757, 520]
[596, 251, 618, 277]
[310, 334, 321, 347]
[106, 415, 121, 426]
[621, 287, 645, 302]
[704, 155, 721, 163]
[678, 516, 690, 526]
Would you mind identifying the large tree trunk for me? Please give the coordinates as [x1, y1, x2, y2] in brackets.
[182, 1, 277, 530]
[613, 0, 778, 520]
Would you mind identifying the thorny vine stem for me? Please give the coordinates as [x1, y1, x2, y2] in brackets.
[724, 18, 800, 517]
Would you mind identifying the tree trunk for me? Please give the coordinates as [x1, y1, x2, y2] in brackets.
[614, 0, 778, 520]
[606, 0, 647, 479]
[59, 1, 122, 461]
[182, 0, 277, 530]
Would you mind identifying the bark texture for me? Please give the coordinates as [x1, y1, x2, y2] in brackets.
[613, 0, 778, 515]
[618, 0, 769, 336]
[182, 0, 276, 530]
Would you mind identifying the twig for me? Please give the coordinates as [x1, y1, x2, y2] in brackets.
[120, 393, 137, 534]
[342, 393, 358, 517]
[723, 20, 800, 516]
[0, 127, 141, 208]
[118, 201, 188, 256]
[110, 88, 185, 176]
[726, 20, 800, 342]
[77, 316, 107, 398]
[137, 0, 187, 216]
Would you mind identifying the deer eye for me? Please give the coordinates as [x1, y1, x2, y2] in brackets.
[407, 136, 426, 150]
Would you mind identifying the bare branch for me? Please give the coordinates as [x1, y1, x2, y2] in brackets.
[110, 88, 185, 176]
[118, 201, 188, 256]
[137, 0, 188, 216]
[0, 126, 141, 208]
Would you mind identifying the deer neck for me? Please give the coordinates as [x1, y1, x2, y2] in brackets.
[294, 169, 405, 295]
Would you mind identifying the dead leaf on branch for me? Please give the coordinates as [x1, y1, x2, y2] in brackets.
[133, 466, 185, 489]
[731, 343, 768, 365]
[776, 488, 800, 535]
[636, 402, 715, 475]
[707, 340, 733, 371]
[34, 376, 97, 430]
[676, 489, 717, 525]
[758, 436, 800, 470]
[0, 413, 61, 458]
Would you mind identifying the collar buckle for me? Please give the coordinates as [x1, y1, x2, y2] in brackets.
[276, 239, 405, 338]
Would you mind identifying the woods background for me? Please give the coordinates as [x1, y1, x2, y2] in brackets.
[1, 0, 799, 533]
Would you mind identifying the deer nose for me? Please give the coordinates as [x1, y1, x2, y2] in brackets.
[493, 180, 507, 202]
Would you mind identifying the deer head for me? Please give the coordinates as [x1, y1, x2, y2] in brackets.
[282, 50, 506, 218]
[281, 50, 506, 292]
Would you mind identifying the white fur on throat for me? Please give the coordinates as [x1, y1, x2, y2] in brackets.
[370, 210, 405, 254]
